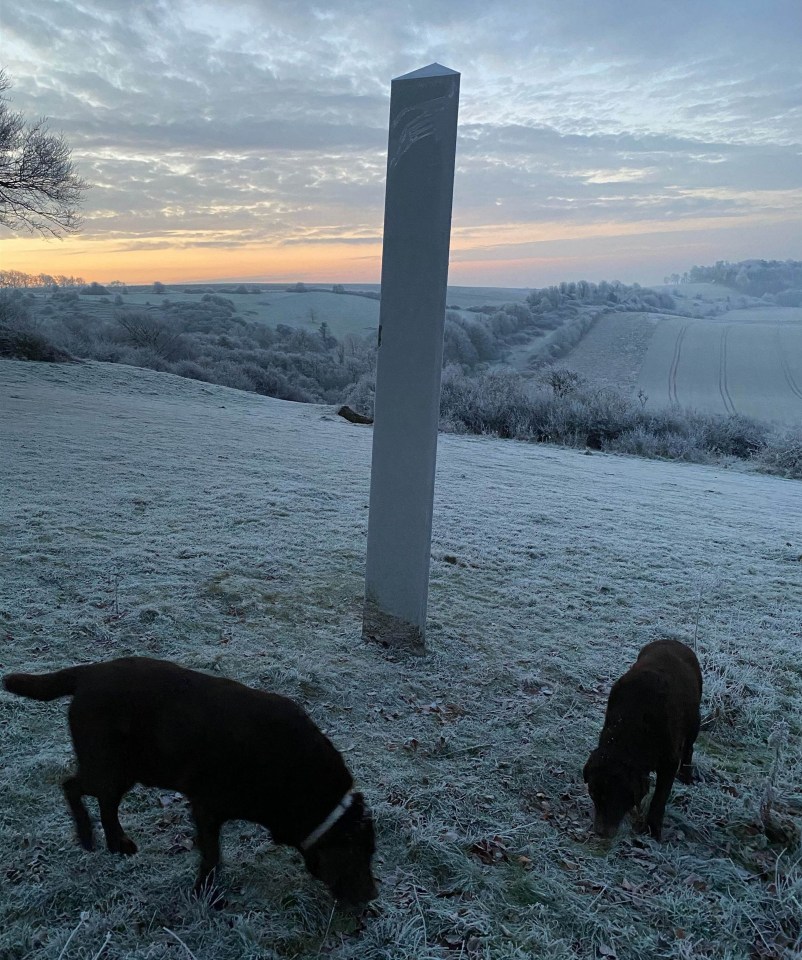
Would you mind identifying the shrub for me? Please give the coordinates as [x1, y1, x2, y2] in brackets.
[543, 368, 584, 396]
[115, 345, 172, 371]
[0, 326, 76, 362]
[343, 372, 376, 418]
[543, 386, 634, 447]
[607, 425, 707, 462]
[171, 360, 211, 382]
[437, 368, 796, 474]
[0, 291, 77, 361]
[759, 429, 802, 479]
[776, 289, 802, 307]
[0, 289, 35, 327]
[209, 359, 257, 392]
[701, 414, 766, 459]
[116, 311, 195, 362]
[80, 281, 109, 295]
[530, 310, 600, 365]
[440, 368, 539, 439]
[200, 293, 236, 313]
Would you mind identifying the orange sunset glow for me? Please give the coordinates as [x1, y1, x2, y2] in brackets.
[3, 208, 799, 289]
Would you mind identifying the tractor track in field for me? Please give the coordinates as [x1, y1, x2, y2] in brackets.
[667, 324, 688, 405]
[718, 325, 736, 415]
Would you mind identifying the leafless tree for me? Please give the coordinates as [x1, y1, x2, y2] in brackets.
[0, 70, 88, 237]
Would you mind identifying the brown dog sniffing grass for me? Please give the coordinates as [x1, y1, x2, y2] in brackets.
[583, 639, 702, 841]
[3, 656, 378, 907]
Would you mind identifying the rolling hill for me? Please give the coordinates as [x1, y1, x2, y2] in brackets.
[13, 276, 802, 426]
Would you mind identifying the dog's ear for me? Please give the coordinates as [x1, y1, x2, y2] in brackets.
[350, 791, 367, 819]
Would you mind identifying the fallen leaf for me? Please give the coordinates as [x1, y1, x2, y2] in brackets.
[469, 836, 509, 864]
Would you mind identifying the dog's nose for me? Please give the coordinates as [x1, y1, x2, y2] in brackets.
[340, 876, 379, 909]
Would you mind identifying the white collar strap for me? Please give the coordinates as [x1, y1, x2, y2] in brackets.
[300, 792, 354, 851]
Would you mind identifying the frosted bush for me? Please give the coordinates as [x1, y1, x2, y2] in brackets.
[211, 359, 258, 392]
[701, 414, 766, 458]
[172, 359, 211, 382]
[759, 428, 802, 479]
[607, 426, 704, 460]
[343, 371, 376, 419]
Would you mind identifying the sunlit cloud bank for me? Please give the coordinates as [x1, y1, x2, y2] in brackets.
[2, 0, 800, 286]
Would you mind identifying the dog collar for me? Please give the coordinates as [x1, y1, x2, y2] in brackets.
[300, 792, 354, 851]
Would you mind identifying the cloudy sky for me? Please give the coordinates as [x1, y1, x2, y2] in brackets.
[1, 0, 800, 287]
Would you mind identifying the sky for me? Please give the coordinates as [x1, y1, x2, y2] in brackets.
[1, 0, 800, 288]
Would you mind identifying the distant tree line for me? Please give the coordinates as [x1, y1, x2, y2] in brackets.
[0, 269, 86, 289]
[670, 259, 802, 300]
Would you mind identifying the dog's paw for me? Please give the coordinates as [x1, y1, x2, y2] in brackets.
[646, 820, 663, 841]
[107, 835, 138, 855]
[119, 836, 138, 856]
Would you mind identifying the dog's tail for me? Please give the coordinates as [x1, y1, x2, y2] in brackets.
[3, 666, 84, 701]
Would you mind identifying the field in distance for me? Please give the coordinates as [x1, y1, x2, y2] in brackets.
[560, 283, 802, 425]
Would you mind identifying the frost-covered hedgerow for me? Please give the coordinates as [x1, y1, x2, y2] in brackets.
[438, 368, 802, 480]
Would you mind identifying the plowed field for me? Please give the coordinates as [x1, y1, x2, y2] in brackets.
[636, 311, 802, 424]
[562, 305, 802, 425]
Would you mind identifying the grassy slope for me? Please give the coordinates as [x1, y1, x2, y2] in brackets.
[1, 358, 801, 960]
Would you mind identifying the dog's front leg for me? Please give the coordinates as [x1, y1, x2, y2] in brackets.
[191, 800, 223, 896]
[646, 762, 677, 840]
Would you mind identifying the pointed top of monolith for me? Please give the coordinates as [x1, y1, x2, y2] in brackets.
[394, 63, 460, 82]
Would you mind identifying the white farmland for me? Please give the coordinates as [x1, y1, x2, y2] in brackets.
[636, 310, 802, 424]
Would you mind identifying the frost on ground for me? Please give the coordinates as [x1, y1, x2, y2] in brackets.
[1, 358, 801, 960]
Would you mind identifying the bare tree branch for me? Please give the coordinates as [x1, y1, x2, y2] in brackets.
[0, 69, 89, 237]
